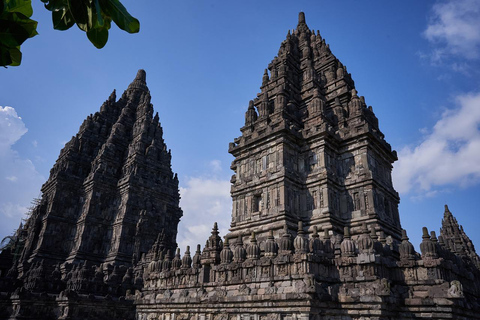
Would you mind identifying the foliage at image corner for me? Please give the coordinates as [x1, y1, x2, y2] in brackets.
[0, 0, 139, 67]
[0, 0, 38, 66]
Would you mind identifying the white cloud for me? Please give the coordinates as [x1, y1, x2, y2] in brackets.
[0, 106, 27, 147]
[1, 203, 28, 219]
[394, 92, 480, 195]
[209, 159, 222, 173]
[177, 175, 231, 251]
[0, 106, 44, 238]
[424, 0, 480, 62]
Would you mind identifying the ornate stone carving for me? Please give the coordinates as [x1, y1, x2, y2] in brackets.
[448, 280, 464, 298]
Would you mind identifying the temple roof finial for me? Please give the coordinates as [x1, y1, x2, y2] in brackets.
[135, 69, 146, 82]
[127, 69, 148, 92]
[298, 12, 306, 25]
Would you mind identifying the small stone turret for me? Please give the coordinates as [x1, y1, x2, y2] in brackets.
[420, 227, 438, 259]
[357, 223, 374, 254]
[310, 226, 323, 255]
[294, 222, 309, 254]
[246, 232, 260, 260]
[233, 236, 247, 263]
[264, 230, 278, 257]
[181, 246, 192, 269]
[172, 249, 182, 270]
[278, 226, 294, 254]
[192, 245, 202, 269]
[220, 239, 234, 264]
[202, 222, 223, 265]
[399, 229, 416, 261]
[162, 251, 172, 271]
[341, 227, 356, 257]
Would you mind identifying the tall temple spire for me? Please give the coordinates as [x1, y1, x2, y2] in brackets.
[16, 69, 182, 271]
[229, 12, 399, 244]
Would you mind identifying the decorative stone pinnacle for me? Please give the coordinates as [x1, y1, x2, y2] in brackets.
[298, 221, 304, 234]
[298, 12, 306, 25]
[127, 69, 148, 92]
[444, 204, 452, 216]
[108, 89, 116, 102]
[344, 227, 351, 238]
[136, 69, 146, 81]
[422, 227, 430, 239]
[401, 229, 409, 241]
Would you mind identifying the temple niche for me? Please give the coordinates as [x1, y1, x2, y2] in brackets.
[0, 12, 480, 320]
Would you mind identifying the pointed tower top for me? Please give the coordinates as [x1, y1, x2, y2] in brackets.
[444, 204, 452, 216]
[298, 12, 306, 25]
[297, 12, 309, 32]
[127, 69, 148, 92]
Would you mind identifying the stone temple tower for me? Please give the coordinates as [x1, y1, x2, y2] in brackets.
[17, 70, 182, 271]
[228, 12, 400, 244]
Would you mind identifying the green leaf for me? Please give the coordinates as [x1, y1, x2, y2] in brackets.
[4, 0, 33, 17]
[52, 7, 74, 30]
[99, 0, 139, 33]
[0, 45, 22, 66]
[87, 25, 108, 48]
[93, 0, 103, 27]
[0, 45, 13, 66]
[8, 45, 21, 65]
[0, 2, 37, 66]
[0, 11, 38, 47]
[67, 0, 90, 31]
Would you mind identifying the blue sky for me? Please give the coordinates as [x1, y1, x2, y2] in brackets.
[1, 0, 480, 252]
